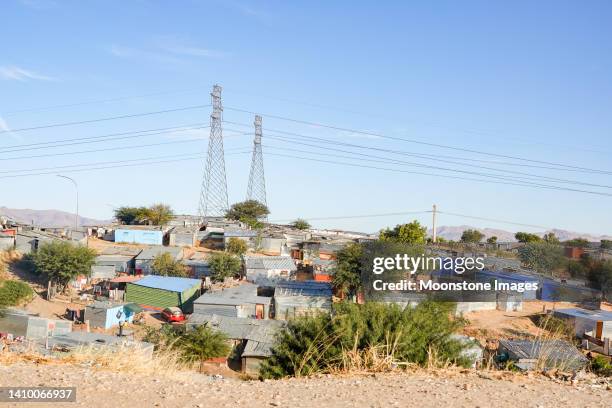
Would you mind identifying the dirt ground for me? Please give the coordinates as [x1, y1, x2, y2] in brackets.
[0, 363, 610, 408]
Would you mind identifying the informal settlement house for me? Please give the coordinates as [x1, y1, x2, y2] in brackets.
[274, 281, 333, 320]
[243, 255, 297, 285]
[84, 301, 142, 329]
[497, 339, 588, 371]
[125, 275, 201, 312]
[186, 313, 285, 375]
[0, 309, 72, 339]
[193, 283, 272, 319]
[113, 225, 165, 245]
[134, 246, 183, 275]
[168, 226, 198, 247]
[553, 308, 612, 340]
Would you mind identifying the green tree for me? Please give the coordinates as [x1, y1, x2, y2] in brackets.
[151, 252, 188, 277]
[260, 301, 471, 379]
[291, 219, 311, 230]
[225, 237, 248, 255]
[0, 280, 34, 308]
[564, 238, 590, 248]
[332, 242, 363, 298]
[543, 232, 560, 244]
[486, 236, 498, 244]
[175, 325, 230, 372]
[379, 220, 427, 244]
[518, 242, 566, 275]
[587, 260, 612, 301]
[147, 203, 174, 226]
[225, 200, 269, 222]
[601, 240, 612, 250]
[208, 252, 241, 282]
[515, 232, 542, 243]
[460, 229, 484, 243]
[32, 241, 96, 289]
[114, 206, 149, 225]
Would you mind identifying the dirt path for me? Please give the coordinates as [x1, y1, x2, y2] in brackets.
[0, 363, 610, 408]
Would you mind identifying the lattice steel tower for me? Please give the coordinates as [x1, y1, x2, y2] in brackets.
[246, 115, 267, 210]
[198, 84, 229, 220]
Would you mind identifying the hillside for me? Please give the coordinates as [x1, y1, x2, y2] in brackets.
[0, 207, 109, 228]
[429, 225, 612, 242]
[1, 363, 610, 408]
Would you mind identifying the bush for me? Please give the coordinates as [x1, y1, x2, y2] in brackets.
[151, 253, 188, 277]
[175, 325, 230, 372]
[226, 237, 248, 255]
[260, 301, 471, 378]
[208, 252, 241, 282]
[32, 241, 96, 288]
[0, 280, 34, 307]
[590, 356, 612, 377]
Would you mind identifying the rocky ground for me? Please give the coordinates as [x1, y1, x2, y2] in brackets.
[0, 363, 610, 408]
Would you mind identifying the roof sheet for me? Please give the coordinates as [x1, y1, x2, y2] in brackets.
[194, 283, 271, 306]
[554, 308, 612, 321]
[224, 230, 258, 237]
[136, 246, 182, 260]
[244, 256, 297, 271]
[132, 275, 201, 293]
[274, 281, 333, 297]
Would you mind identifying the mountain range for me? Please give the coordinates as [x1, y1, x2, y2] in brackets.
[429, 225, 612, 242]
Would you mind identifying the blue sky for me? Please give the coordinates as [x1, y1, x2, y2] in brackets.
[1, 0, 611, 235]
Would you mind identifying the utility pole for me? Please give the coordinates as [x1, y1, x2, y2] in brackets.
[198, 84, 229, 222]
[57, 175, 79, 231]
[246, 115, 267, 217]
[432, 204, 437, 244]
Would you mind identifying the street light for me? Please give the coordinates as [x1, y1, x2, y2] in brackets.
[57, 175, 79, 231]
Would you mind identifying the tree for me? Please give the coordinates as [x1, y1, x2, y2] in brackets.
[601, 240, 612, 250]
[332, 242, 363, 298]
[291, 219, 311, 230]
[175, 325, 230, 372]
[225, 237, 248, 255]
[543, 232, 560, 244]
[564, 238, 590, 248]
[518, 242, 566, 275]
[225, 200, 269, 222]
[379, 220, 426, 244]
[486, 236, 498, 244]
[587, 260, 612, 301]
[515, 232, 542, 243]
[147, 203, 174, 226]
[208, 252, 241, 282]
[151, 252, 187, 277]
[460, 229, 484, 243]
[32, 241, 96, 289]
[114, 206, 149, 225]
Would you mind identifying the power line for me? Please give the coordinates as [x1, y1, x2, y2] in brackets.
[259, 135, 612, 190]
[262, 151, 612, 197]
[0, 123, 209, 152]
[269, 210, 430, 223]
[0, 104, 211, 134]
[223, 106, 612, 175]
[0, 149, 251, 179]
[436, 211, 550, 230]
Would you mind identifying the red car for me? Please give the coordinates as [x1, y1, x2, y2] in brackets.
[161, 307, 185, 323]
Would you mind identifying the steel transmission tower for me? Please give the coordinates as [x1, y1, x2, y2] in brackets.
[198, 84, 229, 220]
[246, 115, 267, 211]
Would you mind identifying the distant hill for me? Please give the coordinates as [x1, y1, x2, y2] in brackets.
[0, 207, 110, 228]
[429, 225, 612, 242]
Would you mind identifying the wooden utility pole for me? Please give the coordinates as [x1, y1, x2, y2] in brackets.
[432, 204, 437, 243]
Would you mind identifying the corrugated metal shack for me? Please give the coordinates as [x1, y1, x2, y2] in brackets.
[186, 313, 286, 375]
[183, 252, 210, 278]
[125, 275, 201, 312]
[168, 226, 198, 247]
[497, 339, 588, 371]
[243, 255, 297, 285]
[274, 281, 333, 320]
[90, 254, 137, 280]
[193, 283, 272, 319]
[134, 246, 183, 275]
[84, 301, 140, 329]
[0, 309, 72, 339]
[0, 232, 15, 251]
[14, 230, 63, 254]
[224, 230, 258, 249]
[553, 308, 612, 339]
[114, 225, 165, 245]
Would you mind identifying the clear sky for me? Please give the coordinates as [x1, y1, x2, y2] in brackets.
[1, 0, 611, 235]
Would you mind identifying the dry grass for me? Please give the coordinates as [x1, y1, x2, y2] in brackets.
[0, 343, 186, 377]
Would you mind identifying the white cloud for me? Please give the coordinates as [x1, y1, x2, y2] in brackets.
[0, 66, 55, 81]
[0, 116, 22, 141]
[109, 36, 228, 64]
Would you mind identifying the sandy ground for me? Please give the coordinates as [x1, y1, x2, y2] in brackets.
[0, 363, 610, 408]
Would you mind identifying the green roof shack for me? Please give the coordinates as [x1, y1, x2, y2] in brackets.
[126, 275, 201, 313]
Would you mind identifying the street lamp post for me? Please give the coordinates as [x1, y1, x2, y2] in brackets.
[57, 175, 79, 231]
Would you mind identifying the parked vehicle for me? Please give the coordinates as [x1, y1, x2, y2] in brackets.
[161, 307, 185, 323]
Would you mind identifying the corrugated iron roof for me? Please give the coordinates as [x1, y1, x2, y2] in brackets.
[244, 255, 297, 271]
[274, 281, 332, 297]
[132, 275, 200, 293]
[194, 283, 271, 306]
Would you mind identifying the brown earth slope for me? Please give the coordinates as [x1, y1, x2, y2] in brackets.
[0, 363, 610, 408]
